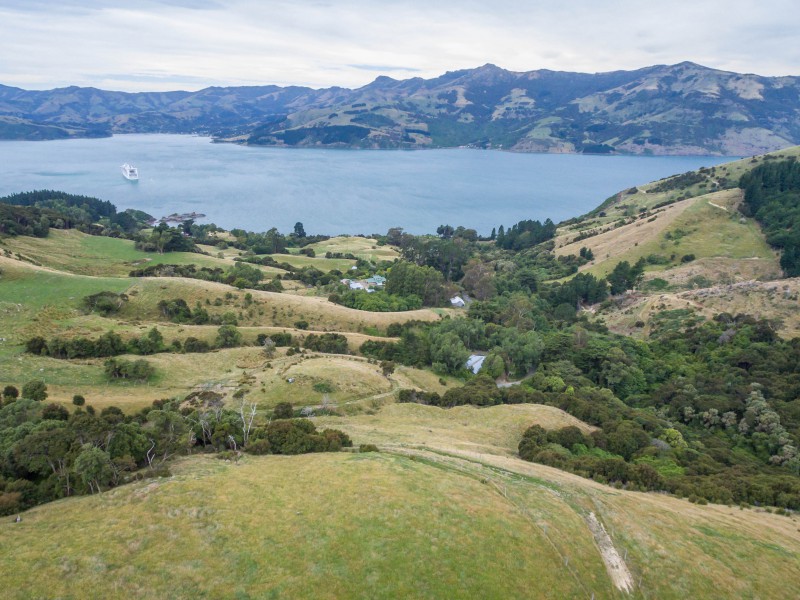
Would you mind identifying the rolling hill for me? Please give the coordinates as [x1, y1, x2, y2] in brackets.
[2, 62, 800, 154]
[2, 149, 800, 599]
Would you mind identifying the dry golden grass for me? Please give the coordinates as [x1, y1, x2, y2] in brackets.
[247, 354, 394, 409]
[0, 453, 596, 599]
[601, 278, 800, 339]
[314, 402, 596, 456]
[391, 365, 461, 395]
[124, 277, 444, 332]
[305, 236, 400, 262]
[556, 195, 699, 266]
[557, 189, 778, 284]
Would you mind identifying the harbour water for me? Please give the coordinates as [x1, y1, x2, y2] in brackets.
[0, 134, 735, 235]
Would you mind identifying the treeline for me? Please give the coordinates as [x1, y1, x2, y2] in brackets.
[1, 190, 152, 235]
[330, 289, 423, 312]
[129, 262, 283, 292]
[0, 388, 350, 515]
[328, 260, 450, 312]
[385, 227, 473, 282]
[0, 203, 61, 237]
[134, 222, 198, 253]
[24, 324, 294, 360]
[496, 218, 557, 250]
[740, 158, 800, 276]
[218, 222, 329, 255]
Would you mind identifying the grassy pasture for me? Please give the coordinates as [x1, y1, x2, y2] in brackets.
[122, 277, 445, 332]
[557, 189, 778, 285]
[3, 445, 798, 599]
[0, 229, 278, 278]
[305, 236, 400, 263]
[0, 453, 589, 599]
[314, 402, 597, 456]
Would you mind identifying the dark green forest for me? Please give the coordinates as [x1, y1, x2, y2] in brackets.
[740, 158, 800, 276]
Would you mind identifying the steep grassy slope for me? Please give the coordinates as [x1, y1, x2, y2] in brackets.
[558, 189, 779, 283]
[553, 146, 800, 337]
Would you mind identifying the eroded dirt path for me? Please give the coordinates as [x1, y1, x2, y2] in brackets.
[585, 511, 634, 593]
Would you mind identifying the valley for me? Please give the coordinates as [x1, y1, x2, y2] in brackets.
[1, 147, 799, 598]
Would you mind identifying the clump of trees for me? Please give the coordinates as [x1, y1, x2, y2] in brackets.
[331, 289, 422, 312]
[103, 358, 155, 381]
[0, 388, 351, 515]
[129, 263, 283, 292]
[134, 222, 198, 254]
[303, 333, 349, 354]
[496, 218, 557, 250]
[385, 260, 449, 306]
[25, 324, 258, 361]
[82, 291, 129, 316]
[740, 158, 800, 276]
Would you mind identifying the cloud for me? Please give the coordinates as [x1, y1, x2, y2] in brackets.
[348, 65, 423, 73]
[0, 0, 798, 92]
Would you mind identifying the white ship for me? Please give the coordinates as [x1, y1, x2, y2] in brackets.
[121, 163, 139, 181]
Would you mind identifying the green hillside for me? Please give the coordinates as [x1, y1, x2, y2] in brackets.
[2, 451, 798, 599]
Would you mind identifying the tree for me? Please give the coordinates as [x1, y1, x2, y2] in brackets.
[238, 397, 258, 448]
[2, 385, 19, 401]
[386, 260, 447, 306]
[380, 361, 396, 377]
[461, 259, 496, 301]
[273, 402, 294, 419]
[519, 424, 548, 461]
[42, 403, 69, 421]
[429, 332, 469, 374]
[72, 394, 86, 406]
[216, 325, 242, 348]
[21, 380, 47, 401]
[607, 259, 646, 295]
[74, 444, 114, 494]
[12, 427, 75, 497]
[262, 337, 276, 358]
[436, 224, 454, 239]
[293, 222, 306, 238]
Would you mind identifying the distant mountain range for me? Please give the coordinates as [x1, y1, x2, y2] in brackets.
[2, 62, 799, 155]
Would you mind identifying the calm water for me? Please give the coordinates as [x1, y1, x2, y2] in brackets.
[0, 135, 734, 235]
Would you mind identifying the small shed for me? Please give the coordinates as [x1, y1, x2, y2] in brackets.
[450, 296, 466, 308]
[466, 355, 486, 374]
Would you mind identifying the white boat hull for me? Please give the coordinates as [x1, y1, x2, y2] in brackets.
[121, 163, 139, 180]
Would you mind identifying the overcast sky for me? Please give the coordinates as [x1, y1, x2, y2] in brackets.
[1, 0, 798, 92]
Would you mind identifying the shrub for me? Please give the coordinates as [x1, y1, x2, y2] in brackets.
[104, 358, 155, 382]
[304, 333, 349, 354]
[519, 424, 548, 461]
[42, 403, 69, 421]
[359, 444, 379, 453]
[273, 402, 294, 419]
[2, 385, 19, 401]
[215, 325, 242, 348]
[183, 337, 211, 353]
[21, 380, 47, 401]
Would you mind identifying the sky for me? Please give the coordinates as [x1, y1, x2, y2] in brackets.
[1, 0, 798, 92]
